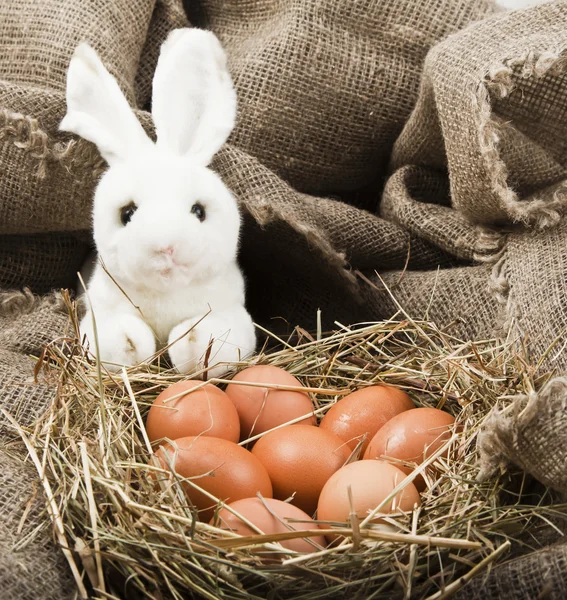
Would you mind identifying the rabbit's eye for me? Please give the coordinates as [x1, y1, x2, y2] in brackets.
[120, 202, 138, 226]
[191, 202, 206, 222]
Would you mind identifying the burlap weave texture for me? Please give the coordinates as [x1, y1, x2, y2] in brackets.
[201, 0, 494, 199]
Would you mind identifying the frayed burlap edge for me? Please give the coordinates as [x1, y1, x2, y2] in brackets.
[476, 47, 567, 229]
[473, 228, 506, 263]
[0, 288, 67, 318]
[477, 377, 567, 493]
[0, 109, 106, 180]
[488, 238, 516, 336]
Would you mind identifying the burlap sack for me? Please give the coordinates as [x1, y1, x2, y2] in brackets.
[390, 1, 567, 227]
[493, 218, 567, 374]
[214, 147, 500, 341]
[0, 234, 89, 294]
[479, 378, 567, 496]
[384, 0, 567, 440]
[0, 0, 154, 104]
[198, 0, 494, 199]
[0, 296, 74, 599]
[0, 295, 77, 446]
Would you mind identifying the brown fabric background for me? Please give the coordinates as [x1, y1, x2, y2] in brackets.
[391, 3, 567, 227]
[201, 0, 493, 199]
[0, 291, 70, 426]
[0, 0, 154, 104]
[4, 0, 567, 598]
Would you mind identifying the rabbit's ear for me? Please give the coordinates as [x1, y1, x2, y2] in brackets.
[59, 43, 151, 164]
[152, 28, 236, 165]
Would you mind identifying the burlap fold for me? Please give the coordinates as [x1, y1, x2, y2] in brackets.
[0, 294, 73, 598]
[213, 144, 469, 331]
[0, 290, 70, 437]
[391, 1, 567, 227]
[135, 0, 190, 108]
[385, 0, 567, 485]
[382, 4, 567, 593]
[493, 218, 567, 374]
[0, 0, 155, 104]
[479, 377, 567, 495]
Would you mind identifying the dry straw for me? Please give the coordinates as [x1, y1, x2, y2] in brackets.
[6, 294, 567, 600]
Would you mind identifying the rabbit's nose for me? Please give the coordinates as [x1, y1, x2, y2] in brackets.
[158, 245, 175, 256]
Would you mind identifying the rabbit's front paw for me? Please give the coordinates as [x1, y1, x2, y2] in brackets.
[80, 313, 156, 370]
[168, 317, 240, 378]
[168, 318, 211, 376]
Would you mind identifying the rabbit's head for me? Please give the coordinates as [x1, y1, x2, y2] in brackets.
[61, 29, 240, 292]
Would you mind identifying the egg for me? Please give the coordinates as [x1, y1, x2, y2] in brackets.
[154, 436, 273, 520]
[146, 380, 240, 445]
[317, 460, 421, 535]
[363, 407, 456, 490]
[251, 425, 352, 515]
[225, 365, 315, 441]
[211, 497, 326, 554]
[320, 385, 414, 454]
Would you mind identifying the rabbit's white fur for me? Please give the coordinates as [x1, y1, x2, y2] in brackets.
[61, 29, 256, 377]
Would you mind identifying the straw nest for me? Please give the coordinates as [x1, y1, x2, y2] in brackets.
[7, 295, 567, 600]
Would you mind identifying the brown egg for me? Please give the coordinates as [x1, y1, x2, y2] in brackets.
[211, 497, 326, 554]
[155, 436, 273, 520]
[251, 425, 352, 515]
[146, 380, 240, 445]
[363, 407, 456, 490]
[317, 460, 421, 533]
[320, 385, 414, 454]
[226, 365, 315, 441]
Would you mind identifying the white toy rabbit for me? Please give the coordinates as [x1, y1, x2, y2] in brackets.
[60, 29, 256, 377]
